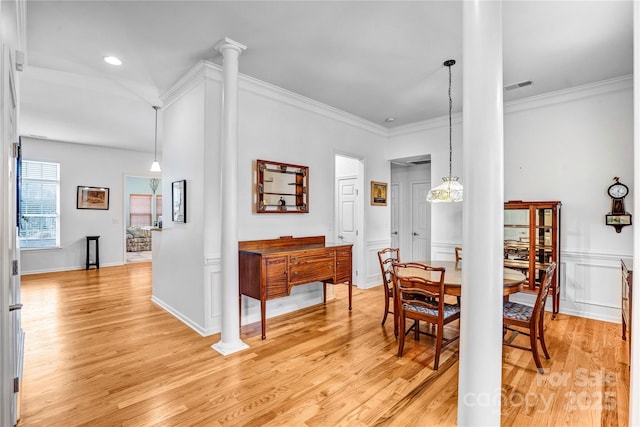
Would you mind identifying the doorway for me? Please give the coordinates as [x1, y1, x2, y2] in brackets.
[335, 154, 364, 286]
[124, 175, 162, 263]
[390, 155, 431, 261]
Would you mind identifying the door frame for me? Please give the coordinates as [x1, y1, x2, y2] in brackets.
[334, 152, 364, 287]
[390, 183, 400, 249]
[122, 174, 161, 264]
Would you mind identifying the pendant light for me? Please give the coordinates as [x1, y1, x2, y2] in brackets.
[427, 59, 463, 203]
[149, 106, 161, 172]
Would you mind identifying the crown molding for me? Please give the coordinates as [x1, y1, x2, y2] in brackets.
[504, 74, 632, 114]
[162, 59, 387, 136]
[387, 112, 463, 137]
[161, 60, 224, 109]
[238, 72, 388, 137]
[387, 75, 632, 138]
[163, 62, 631, 139]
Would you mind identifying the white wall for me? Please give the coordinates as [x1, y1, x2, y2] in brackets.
[20, 138, 159, 274]
[155, 62, 389, 336]
[152, 77, 208, 332]
[389, 76, 634, 322]
[503, 77, 633, 321]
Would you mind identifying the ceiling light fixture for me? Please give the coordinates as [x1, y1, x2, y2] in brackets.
[103, 56, 122, 66]
[385, 117, 395, 123]
[427, 59, 463, 203]
[149, 106, 161, 172]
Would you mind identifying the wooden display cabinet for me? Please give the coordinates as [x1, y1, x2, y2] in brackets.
[504, 200, 561, 317]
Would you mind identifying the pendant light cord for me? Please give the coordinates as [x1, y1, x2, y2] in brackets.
[447, 62, 453, 178]
[154, 107, 158, 161]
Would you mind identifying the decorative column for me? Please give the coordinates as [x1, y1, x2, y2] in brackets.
[458, 1, 504, 424]
[630, 2, 640, 424]
[212, 37, 249, 356]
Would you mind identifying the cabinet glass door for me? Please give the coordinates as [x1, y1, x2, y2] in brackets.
[504, 208, 530, 277]
[533, 207, 554, 286]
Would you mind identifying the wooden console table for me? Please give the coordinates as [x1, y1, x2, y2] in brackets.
[239, 235, 353, 339]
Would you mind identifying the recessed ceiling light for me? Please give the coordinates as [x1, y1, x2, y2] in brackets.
[103, 56, 122, 66]
[385, 117, 395, 123]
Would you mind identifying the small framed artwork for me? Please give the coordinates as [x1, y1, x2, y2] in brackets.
[77, 186, 109, 210]
[172, 180, 187, 223]
[371, 181, 388, 206]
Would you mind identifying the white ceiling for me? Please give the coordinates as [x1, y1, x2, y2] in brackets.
[19, 1, 633, 154]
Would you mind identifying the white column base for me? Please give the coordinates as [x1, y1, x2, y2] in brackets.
[211, 339, 249, 356]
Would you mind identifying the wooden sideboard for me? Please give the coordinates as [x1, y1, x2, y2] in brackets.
[239, 235, 353, 339]
[622, 258, 633, 364]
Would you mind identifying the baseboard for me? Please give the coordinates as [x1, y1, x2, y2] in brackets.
[151, 295, 208, 336]
[21, 261, 124, 275]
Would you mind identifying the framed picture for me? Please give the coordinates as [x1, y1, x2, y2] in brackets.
[371, 181, 388, 206]
[77, 186, 109, 210]
[172, 180, 187, 223]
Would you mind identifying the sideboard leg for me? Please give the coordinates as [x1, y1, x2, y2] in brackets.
[261, 299, 266, 340]
[323, 282, 327, 304]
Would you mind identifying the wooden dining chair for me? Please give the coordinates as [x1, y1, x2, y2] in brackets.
[453, 247, 462, 305]
[392, 262, 461, 370]
[503, 262, 557, 374]
[377, 248, 400, 326]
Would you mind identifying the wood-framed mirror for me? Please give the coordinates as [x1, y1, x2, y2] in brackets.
[257, 159, 308, 213]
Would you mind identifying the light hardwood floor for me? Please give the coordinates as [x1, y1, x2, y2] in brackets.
[18, 263, 629, 426]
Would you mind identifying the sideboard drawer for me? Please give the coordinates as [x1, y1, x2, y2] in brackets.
[289, 250, 335, 285]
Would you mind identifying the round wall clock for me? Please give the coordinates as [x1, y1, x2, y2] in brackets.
[608, 181, 629, 200]
[606, 177, 632, 233]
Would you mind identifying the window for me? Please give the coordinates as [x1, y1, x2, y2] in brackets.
[19, 160, 60, 249]
[155, 195, 163, 224]
[130, 194, 152, 226]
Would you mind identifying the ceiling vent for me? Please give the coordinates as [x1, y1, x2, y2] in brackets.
[409, 160, 431, 165]
[504, 80, 533, 91]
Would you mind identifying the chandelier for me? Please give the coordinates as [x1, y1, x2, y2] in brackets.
[427, 59, 463, 203]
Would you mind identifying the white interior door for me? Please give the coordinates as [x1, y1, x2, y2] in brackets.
[338, 177, 358, 279]
[390, 184, 399, 248]
[2, 44, 21, 426]
[411, 182, 430, 261]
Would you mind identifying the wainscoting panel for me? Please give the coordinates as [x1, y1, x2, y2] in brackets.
[556, 250, 626, 323]
[239, 282, 324, 327]
[431, 242, 459, 261]
[363, 239, 391, 289]
[430, 244, 626, 323]
[203, 255, 222, 336]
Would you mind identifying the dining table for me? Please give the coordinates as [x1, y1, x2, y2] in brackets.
[392, 260, 527, 336]
[396, 260, 527, 297]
